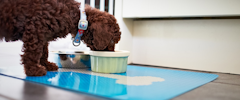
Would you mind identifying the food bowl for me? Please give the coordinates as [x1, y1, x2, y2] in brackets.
[49, 51, 91, 68]
[89, 50, 130, 73]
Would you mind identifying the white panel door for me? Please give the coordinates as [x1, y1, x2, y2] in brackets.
[132, 19, 240, 74]
[123, 0, 240, 18]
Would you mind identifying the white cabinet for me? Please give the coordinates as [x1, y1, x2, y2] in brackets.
[123, 0, 240, 18]
[131, 19, 240, 74]
[116, 0, 240, 74]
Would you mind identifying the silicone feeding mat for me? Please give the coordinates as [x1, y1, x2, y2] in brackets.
[0, 65, 218, 100]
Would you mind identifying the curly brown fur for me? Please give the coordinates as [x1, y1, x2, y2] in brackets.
[82, 5, 121, 51]
[0, 0, 121, 76]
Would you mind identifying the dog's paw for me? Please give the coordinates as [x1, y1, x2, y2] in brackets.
[25, 65, 47, 76]
[44, 62, 58, 71]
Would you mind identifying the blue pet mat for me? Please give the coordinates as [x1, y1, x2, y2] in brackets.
[0, 65, 218, 100]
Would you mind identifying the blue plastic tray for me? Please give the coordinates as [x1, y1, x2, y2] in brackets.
[0, 65, 218, 100]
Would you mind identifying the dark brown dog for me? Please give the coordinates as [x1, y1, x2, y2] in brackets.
[0, 0, 121, 76]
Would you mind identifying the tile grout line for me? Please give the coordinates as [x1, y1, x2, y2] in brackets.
[0, 94, 16, 100]
[212, 81, 240, 86]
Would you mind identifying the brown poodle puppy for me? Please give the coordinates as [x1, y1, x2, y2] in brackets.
[0, 0, 121, 76]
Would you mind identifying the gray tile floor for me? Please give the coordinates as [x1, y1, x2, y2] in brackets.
[0, 75, 109, 100]
[0, 48, 240, 100]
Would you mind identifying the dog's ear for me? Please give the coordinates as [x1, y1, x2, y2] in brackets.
[83, 6, 121, 51]
[91, 22, 113, 50]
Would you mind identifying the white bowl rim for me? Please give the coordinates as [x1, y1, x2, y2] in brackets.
[89, 50, 130, 57]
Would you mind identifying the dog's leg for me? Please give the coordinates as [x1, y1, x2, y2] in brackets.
[40, 43, 58, 71]
[21, 25, 46, 76]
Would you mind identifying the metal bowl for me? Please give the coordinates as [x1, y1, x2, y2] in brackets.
[49, 51, 91, 68]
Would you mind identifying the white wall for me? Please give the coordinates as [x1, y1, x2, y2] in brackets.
[123, 0, 240, 18]
[132, 19, 240, 74]
[114, 0, 240, 74]
[0, 34, 90, 55]
[115, 0, 133, 63]
[48, 34, 90, 52]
